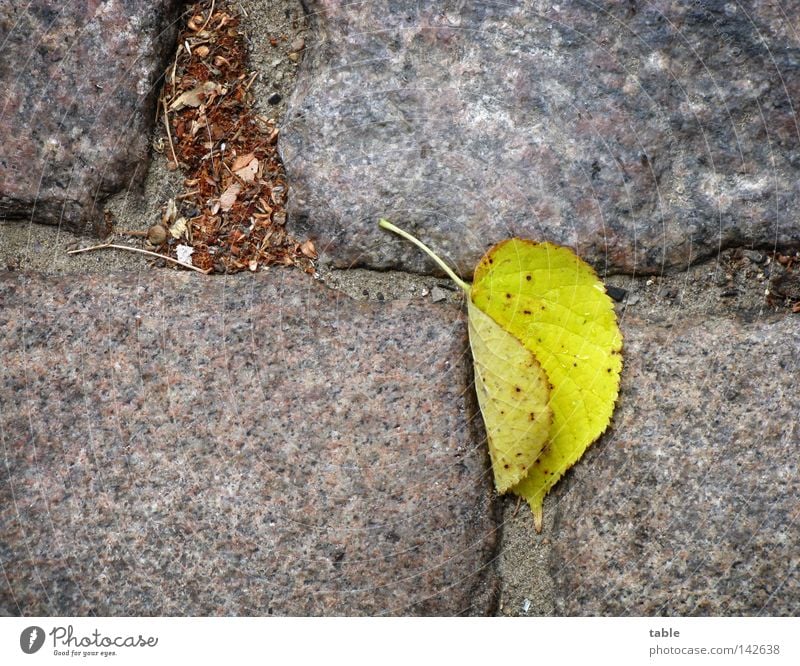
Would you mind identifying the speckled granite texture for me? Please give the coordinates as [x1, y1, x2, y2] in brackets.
[282, 0, 800, 275]
[549, 314, 800, 615]
[0, 270, 498, 616]
[0, 1, 182, 232]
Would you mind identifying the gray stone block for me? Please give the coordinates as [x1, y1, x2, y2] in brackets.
[0, 270, 498, 615]
[0, 1, 182, 232]
[550, 313, 800, 615]
[282, 0, 800, 276]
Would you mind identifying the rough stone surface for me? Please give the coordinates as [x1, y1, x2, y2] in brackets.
[0, 270, 498, 615]
[549, 313, 799, 615]
[283, 0, 800, 276]
[0, 1, 183, 233]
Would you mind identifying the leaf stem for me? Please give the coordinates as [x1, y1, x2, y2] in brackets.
[378, 219, 470, 293]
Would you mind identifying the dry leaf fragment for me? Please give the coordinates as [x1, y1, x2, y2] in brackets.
[233, 155, 259, 183]
[169, 86, 204, 111]
[300, 239, 318, 259]
[169, 217, 188, 239]
[169, 81, 221, 111]
[219, 183, 241, 211]
[162, 198, 177, 226]
[188, 14, 205, 31]
[231, 152, 256, 171]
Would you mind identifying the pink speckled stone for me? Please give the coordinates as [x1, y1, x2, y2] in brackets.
[549, 314, 800, 615]
[0, 1, 182, 232]
[0, 270, 498, 615]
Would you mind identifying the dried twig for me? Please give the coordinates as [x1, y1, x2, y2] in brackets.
[204, 114, 217, 178]
[162, 98, 180, 168]
[200, 0, 216, 31]
[67, 243, 211, 274]
[243, 71, 258, 91]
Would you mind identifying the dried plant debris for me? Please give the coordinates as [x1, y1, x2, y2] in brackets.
[710, 247, 800, 313]
[139, 0, 315, 275]
[767, 251, 800, 312]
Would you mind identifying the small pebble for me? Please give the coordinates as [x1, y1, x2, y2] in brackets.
[267, 92, 282, 105]
[522, 598, 532, 613]
[743, 249, 765, 264]
[289, 36, 305, 53]
[430, 287, 448, 303]
[626, 293, 641, 306]
[605, 285, 627, 302]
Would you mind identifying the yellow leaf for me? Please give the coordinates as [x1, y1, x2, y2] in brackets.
[467, 298, 553, 493]
[471, 239, 623, 532]
[377, 221, 623, 533]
